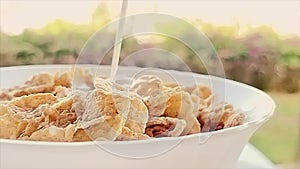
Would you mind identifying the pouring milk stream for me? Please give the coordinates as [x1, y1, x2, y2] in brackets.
[110, 0, 128, 82]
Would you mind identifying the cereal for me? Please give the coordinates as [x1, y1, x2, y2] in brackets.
[130, 75, 164, 97]
[76, 79, 131, 140]
[28, 124, 76, 142]
[197, 102, 245, 132]
[2, 73, 55, 99]
[10, 93, 57, 110]
[0, 107, 26, 139]
[125, 93, 149, 133]
[144, 89, 168, 117]
[52, 86, 72, 98]
[0, 69, 246, 142]
[116, 127, 149, 141]
[145, 117, 186, 137]
[164, 89, 201, 134]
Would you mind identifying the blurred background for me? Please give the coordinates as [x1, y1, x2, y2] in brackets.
[0, 0, 299, 168]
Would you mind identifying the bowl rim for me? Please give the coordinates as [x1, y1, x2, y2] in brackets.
[0, 64, 276, 146]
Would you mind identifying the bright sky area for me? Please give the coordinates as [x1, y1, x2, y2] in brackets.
[0, 0, 299, 36]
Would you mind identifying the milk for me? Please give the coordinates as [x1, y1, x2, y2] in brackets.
[110, 0, 128, 82]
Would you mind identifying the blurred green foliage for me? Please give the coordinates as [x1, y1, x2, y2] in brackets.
[16, 50, 35, 64]
[251, 92, 299, 164]
[0, 3, 299, 93]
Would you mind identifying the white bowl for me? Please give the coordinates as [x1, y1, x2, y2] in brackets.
[0, 65, 275, 169]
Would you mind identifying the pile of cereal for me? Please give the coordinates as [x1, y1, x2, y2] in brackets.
[0, 69, 245, 142]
